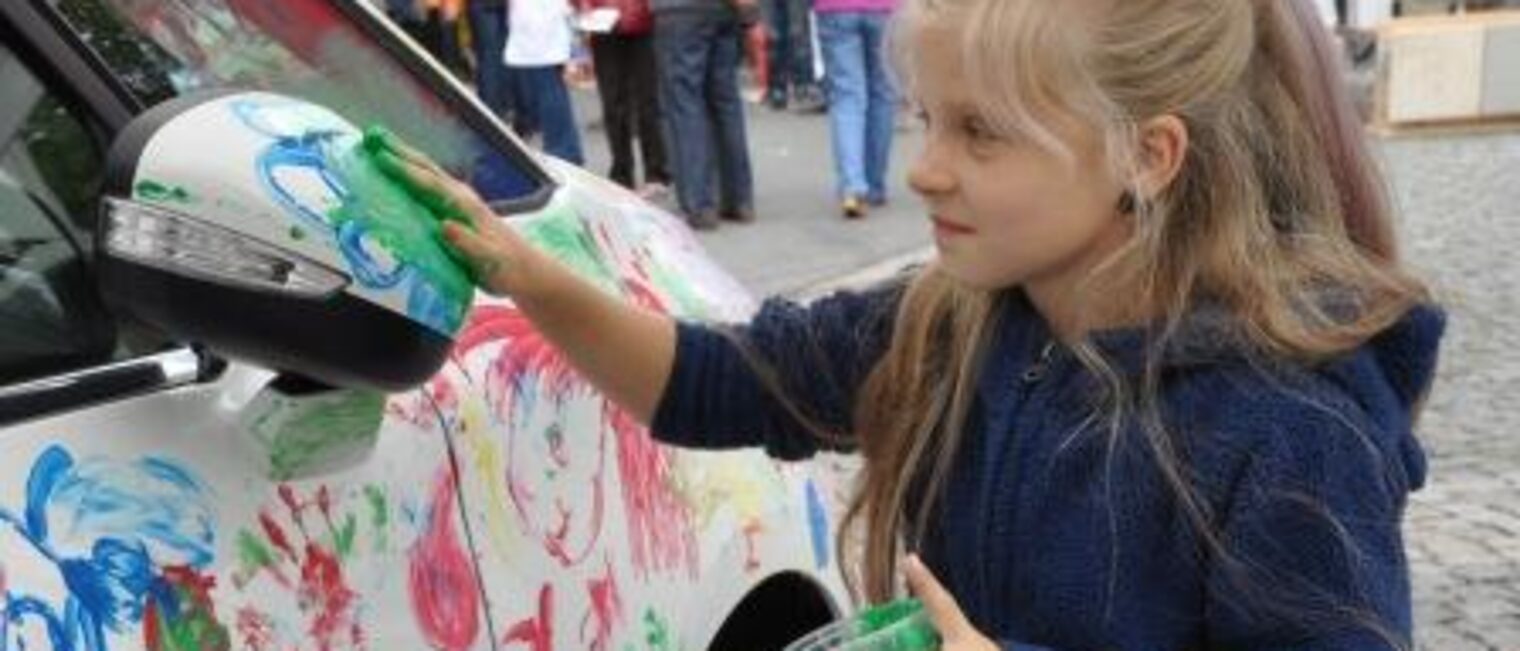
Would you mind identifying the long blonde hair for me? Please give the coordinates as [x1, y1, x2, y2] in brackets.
[840, 0, 1430, 632]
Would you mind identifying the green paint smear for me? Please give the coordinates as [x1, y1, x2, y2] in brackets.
[522, 211, 620, 294]
[135, 179, 192, 204]
[332, 513, 358, 560]
[237, 529, 277, 572]
[329, 132, 475, 333]
[645, 257, 708, 317]
[265, 390, 386, 480]
[643, 609, 674, 651]
[364, 484, 390, 552]
[150, 595, 232, 651]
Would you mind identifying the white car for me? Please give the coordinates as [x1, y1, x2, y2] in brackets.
[0, 1, 852, 649]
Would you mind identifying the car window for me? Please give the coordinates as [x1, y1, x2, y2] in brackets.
[0, 44, 168, 385]
[50, 0, 546, 206]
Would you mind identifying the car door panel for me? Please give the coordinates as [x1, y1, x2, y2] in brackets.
[0, 364, 492, 651]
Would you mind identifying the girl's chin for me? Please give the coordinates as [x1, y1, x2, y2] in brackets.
[933, 255, 1023, 292]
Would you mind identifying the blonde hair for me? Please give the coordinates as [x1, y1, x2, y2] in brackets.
[834, 0, 1429, 640]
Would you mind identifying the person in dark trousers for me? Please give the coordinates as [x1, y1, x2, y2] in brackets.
[467, 0, 521, 129]
[762, 0, 824, 111]
[651, 0, 756, 230]
[574, 0, 672, 194]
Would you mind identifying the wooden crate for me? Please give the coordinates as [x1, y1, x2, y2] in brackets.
[1374, 10, 1520, 132]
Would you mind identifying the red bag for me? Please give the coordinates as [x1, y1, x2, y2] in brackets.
[576, 0, 654, 35]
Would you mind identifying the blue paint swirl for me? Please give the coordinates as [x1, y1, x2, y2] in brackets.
[805, 480, 830, 571]
[0, 445, 217, 651]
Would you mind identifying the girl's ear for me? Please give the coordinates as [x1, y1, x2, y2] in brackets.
[1132, 114, 1190, 203]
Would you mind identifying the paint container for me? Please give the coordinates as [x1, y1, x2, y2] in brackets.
[784, 599, 941, 651]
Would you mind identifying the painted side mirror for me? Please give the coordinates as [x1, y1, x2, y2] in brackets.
[96, 91, 473, 391]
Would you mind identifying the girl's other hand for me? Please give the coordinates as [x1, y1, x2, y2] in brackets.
[903, 555, 1000, 651]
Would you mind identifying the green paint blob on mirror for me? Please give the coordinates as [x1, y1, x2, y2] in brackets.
[135, 179, 193, 204]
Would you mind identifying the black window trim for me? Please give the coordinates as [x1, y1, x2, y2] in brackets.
[31, 0, 557, 214]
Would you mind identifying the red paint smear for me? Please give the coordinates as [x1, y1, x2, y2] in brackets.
[259, 511, 299, 563]
[582, 560, 621, 651]
[408, 466, 481, 651]
[298, 541, 357, 651]
[501, 584, 554, 651]
[236, 607, 278, 651]
[592, 221, 669, 313]
[278, 484, 310, 538]
[608, 406, 698, 580]
[742, 520, 764, 573]
[144, 597, 163, 650]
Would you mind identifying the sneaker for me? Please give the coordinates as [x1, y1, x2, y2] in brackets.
[791, 85, 827, 114]
[765, 87, 788, 110]
[687, 211, 720, 231]
[637, 182, 672, 202]
[842, 196, 867, 219]
[721, 206, 756, 223]
[867, 193, 888, 207]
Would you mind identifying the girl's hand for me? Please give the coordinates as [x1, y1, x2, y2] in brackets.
[367, 126, 540, 297]
[903, 555, 1001, 651]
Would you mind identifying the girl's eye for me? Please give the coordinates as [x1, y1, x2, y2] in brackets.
[963, 117, 998, 143]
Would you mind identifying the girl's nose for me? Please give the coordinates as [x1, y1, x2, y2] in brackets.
[907, 140, 956, 198]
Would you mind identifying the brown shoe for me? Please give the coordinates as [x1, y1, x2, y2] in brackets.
[721, 206, 756, 223]
[687, 211, 720, 231]
[842, 196, 867, 219]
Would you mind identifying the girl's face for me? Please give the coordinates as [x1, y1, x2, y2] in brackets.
[906, 21, 1131, 293]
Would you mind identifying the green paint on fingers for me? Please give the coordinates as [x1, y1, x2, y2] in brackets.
[329, 136, 477, 328]
[363, 125, 474, 227]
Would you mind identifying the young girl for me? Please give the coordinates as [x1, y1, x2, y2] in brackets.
[375, 0, 1444, 647]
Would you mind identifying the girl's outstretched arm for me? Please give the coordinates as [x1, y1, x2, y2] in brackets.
[372, 131, 675, 424]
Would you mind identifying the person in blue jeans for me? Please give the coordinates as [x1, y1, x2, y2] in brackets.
[652, 0, 756, 230]
[506, 0, 585, 165]
[816, 0, 898, 218]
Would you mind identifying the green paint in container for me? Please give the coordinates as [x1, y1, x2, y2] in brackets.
[785, 599, 941, 651]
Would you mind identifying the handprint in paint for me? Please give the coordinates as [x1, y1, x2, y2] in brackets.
[230, 484, 366, 651]
[0, 445, 227, 651]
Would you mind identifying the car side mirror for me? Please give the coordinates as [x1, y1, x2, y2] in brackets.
[95, 91, 473, 391]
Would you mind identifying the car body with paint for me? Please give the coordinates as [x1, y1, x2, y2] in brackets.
[0, 1, 853, 649]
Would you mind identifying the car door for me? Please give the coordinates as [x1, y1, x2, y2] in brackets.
[0, 34, 499, 650]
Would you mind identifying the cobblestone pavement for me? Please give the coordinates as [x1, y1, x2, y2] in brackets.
[1383, 131, 1520, 650]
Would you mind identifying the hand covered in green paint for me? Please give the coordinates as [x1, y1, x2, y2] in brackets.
[903, 555, 1000, 651]
[367, 127, 541, 297]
